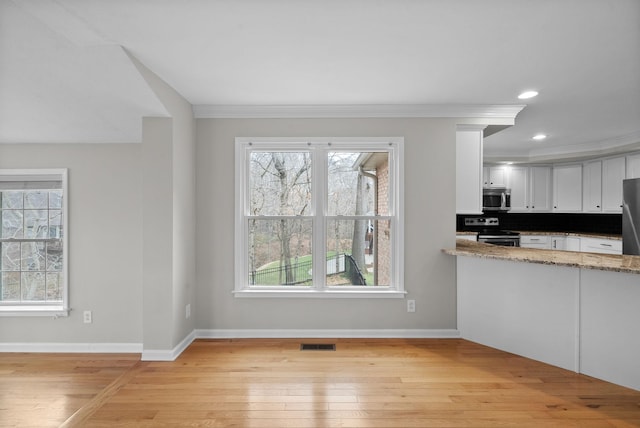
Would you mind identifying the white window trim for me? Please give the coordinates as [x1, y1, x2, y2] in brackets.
[0, 168, 69, 316]
[234, 137, 405, 298]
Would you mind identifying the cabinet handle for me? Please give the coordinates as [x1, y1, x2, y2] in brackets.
[596, 205, 600, 208]
[600, 243, 612, 247]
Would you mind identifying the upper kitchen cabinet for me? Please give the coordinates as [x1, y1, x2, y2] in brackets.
[583, 160, 602, 212]
[601, 157, 625, 212]
[508, 166, 551, 212]
[553, 164, 582, 212]
[456, 126, 484, 214]
[627, 153, 640, 179]
[484, 166, 507, 187]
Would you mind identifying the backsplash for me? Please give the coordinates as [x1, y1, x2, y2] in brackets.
[457, 213, 622, 235]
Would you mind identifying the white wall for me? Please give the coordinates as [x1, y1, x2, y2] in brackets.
[195, 118, 458, 332]
[0, 144, 143, 344]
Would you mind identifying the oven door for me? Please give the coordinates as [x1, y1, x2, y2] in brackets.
[478, 235, 520, 247]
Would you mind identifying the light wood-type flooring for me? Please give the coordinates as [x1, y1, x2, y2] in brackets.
[1, 339, 640, 427]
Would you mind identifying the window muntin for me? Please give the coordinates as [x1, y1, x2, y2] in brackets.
[236, 140, 403, 296]
[0, 170, 68, 314]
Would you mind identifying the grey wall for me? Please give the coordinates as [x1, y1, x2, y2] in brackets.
[195, 118, 458, 332]
[132, 53, 196, 351]
[0, 144, 143, 343]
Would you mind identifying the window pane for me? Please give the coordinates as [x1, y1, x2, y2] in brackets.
[1, 191, 23, 209]
[22, 242, 46, 271]
[22, 272, 45, 301]
[24, 191, 48, 209]
[1, 210, 23, 239]
[326, 219, 391, 286]
[46, 242, 63, 271]
[49, 190, 63, 209]
[46, 272, 63, 301]
[249, 151, 312, 216]
[248, 218, 312, 286]
[1, 272, 20, 301]
[328, 152, 389, 216]
[1, 242, 21, 271]
[24, 210, 48, 238]
[49, 210, 63, 238]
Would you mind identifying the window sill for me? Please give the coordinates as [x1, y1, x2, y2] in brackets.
[233, 288, 407, 298]
[0, 305, 70, 317]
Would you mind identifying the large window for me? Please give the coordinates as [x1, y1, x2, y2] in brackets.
[235, 139, 404, 297]
[0, 169, 68, 315]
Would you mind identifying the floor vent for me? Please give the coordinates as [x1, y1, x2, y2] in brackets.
[300, 343, 336, 351]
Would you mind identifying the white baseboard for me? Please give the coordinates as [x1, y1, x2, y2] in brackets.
[0, 329, 460, 361]
[0, 342, 143, 353]
[195, 329, 461, 339]
[141, 330, 196, 361]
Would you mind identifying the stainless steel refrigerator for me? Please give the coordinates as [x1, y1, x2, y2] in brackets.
[623, 178, 640, 255]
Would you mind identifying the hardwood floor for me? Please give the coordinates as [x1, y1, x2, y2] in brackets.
[1, 339, 640, 427]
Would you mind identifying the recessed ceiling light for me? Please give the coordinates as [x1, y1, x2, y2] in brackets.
[518, 90, 539, 99]
[533, 134, 547, 141]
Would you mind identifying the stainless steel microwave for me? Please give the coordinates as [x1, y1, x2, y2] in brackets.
[483, 187, 511, 212]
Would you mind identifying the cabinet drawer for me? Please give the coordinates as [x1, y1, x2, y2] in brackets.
[580, 238, 622, 255]
[520, 235, 550, 249]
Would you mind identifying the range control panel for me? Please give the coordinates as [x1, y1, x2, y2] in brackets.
[464, 217, 499, 227]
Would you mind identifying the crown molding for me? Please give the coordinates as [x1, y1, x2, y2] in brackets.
[193, 104, 525, 120]
[485, 130, 640, 163]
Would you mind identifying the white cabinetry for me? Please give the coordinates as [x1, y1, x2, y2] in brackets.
[579, 237, 622, 255]
[601, 157, 625, 212]
[583, 161, 602, 212]
[553, 165, 582, 212]
[565, 237, 581, 251]
[520, 235, 550, 249]
[507, 166, 528, 211]
[456, 127, 483, 214]
[529, 166, 552, 211]
[484, 166, 507, 187]
[551, 236, 566, 250]
[508, 166, 551, 212]
[456, 234, 477, 242]
[627, 153, 640, 179]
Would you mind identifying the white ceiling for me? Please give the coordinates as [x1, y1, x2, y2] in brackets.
[1, 0, 639, 160]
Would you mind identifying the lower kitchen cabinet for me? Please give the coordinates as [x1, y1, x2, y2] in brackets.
[580, 237, 622, 254]
[520, 235, 550, 249]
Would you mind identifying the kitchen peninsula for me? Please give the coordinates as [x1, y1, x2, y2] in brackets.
[444, 239, 640, 391]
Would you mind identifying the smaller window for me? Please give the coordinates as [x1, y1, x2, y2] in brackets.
[0, 169, 68, 316]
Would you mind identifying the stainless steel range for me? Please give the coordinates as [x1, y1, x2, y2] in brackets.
[464, 217, 521, 247]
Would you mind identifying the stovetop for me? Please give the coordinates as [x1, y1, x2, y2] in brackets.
[463, 217, 520, 237]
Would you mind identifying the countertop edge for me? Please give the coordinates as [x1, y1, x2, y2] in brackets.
[443, 239, 640, 275]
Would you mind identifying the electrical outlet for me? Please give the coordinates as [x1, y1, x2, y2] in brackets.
[186, 303, 191, 319]
[407, 299, 416, 313]
[83, 310, 92, 323]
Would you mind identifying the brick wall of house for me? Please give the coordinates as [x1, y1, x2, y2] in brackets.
[376, 161, 391, 285]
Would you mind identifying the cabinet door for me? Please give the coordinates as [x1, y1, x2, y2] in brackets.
[508, 167, 528, 211]
[551, 236, 566, 250]
[456, 130, 483, 214]
[582, 161, 602, 212]
[487, 166, 507, 187]
[627, 154, 640, 179]
[602, 157, 625, 212]
[553, 165, 582, 212]
[530, 166, 551, 211]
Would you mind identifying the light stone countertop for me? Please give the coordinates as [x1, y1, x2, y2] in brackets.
[443, 239, 640, 275]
